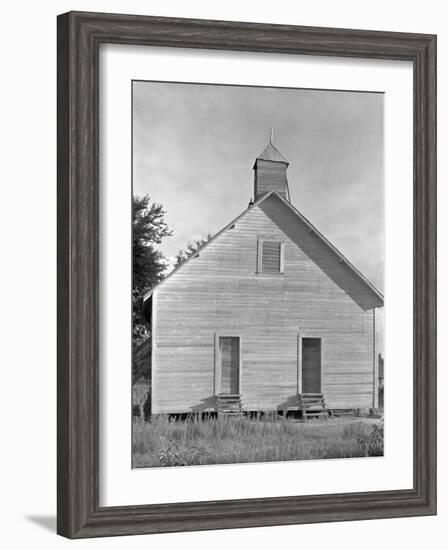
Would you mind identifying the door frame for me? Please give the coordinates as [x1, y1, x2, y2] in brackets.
[297, 331, 324, 395]
[214, 333, 242, 395]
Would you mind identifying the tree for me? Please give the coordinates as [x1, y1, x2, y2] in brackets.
[133, 195, 172, 348]
[174, 233, 213, 268]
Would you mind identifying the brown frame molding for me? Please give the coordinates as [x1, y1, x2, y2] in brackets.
[57, 11, 436, 538]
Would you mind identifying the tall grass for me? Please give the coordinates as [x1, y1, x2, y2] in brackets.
[132, 415, 383, 468]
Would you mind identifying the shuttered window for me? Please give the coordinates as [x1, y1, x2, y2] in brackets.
[258, 240, 284, 273]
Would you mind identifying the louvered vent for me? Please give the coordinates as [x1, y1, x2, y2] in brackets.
[261, 241, 282, 273]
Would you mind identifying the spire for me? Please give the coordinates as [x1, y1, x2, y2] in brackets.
[254, 129, 289, 165]
[253, 130, 290, 201]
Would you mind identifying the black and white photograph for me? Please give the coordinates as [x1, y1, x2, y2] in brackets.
[132, 81, 384, 468]
[0, 1, 440, 544]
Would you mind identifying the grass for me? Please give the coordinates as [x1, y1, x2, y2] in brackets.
[132, 415, 383, 468]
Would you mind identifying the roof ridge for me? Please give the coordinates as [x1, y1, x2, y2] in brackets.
[142, 191, 383, 306]
[271, 192, 383, 301]
[142, 191, 277, 302]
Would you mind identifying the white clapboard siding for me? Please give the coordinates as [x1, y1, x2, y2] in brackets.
[254, 159, 288, 200]
[152, 194, 378, 413]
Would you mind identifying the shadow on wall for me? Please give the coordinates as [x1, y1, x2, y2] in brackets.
[191, 396, 218, 413]
[277, 395, 300, 414]
[187, 395, 301, 416]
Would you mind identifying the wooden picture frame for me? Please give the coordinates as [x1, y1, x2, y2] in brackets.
[57, 11, 437, 538]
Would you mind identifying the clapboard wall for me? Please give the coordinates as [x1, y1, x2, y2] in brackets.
[254, 159, 288, 200]
[151, 194, 378, 414]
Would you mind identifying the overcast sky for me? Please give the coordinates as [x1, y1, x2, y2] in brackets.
[133, 80, 383, 294]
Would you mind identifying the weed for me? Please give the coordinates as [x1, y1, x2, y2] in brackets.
[132, 415, 383, 468]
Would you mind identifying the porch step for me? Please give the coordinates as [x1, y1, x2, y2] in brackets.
[217, 394, 243, 416]
[302, 393, 329, 420]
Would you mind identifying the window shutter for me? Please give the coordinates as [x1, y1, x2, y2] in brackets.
[261, 241, 282, 273]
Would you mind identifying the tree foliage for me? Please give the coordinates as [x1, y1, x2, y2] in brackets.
[133, 195, 172, 347]
[174, 233, 213, 268]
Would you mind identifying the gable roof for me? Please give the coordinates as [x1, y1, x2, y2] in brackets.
[142, 191, 383, 309]
[254, 142, 289, 165]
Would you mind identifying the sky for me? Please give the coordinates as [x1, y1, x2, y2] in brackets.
[133, 81, 384, 294]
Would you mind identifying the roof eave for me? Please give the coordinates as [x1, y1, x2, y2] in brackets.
[269, 192, 384, 305]
[142, 190, 384, 308]
[142, 191, 279, 303]
[253, 159, 290, 169]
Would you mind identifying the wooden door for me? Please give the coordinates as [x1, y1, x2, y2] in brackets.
[220, 337, 239, 394]
[302, 338, 321, 393]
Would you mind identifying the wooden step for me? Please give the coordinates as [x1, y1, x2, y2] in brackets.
[217, 394, 243, 416]
[216, 394, 241, 401]
[301, 393, 329, 421]
[217, 395, 242, 401]
[217, 398, 241, 402]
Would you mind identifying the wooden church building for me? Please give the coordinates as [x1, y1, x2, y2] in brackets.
[143, 136, 383, 417]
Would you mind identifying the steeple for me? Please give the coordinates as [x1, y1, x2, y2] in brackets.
[253, 129, 290, 201]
